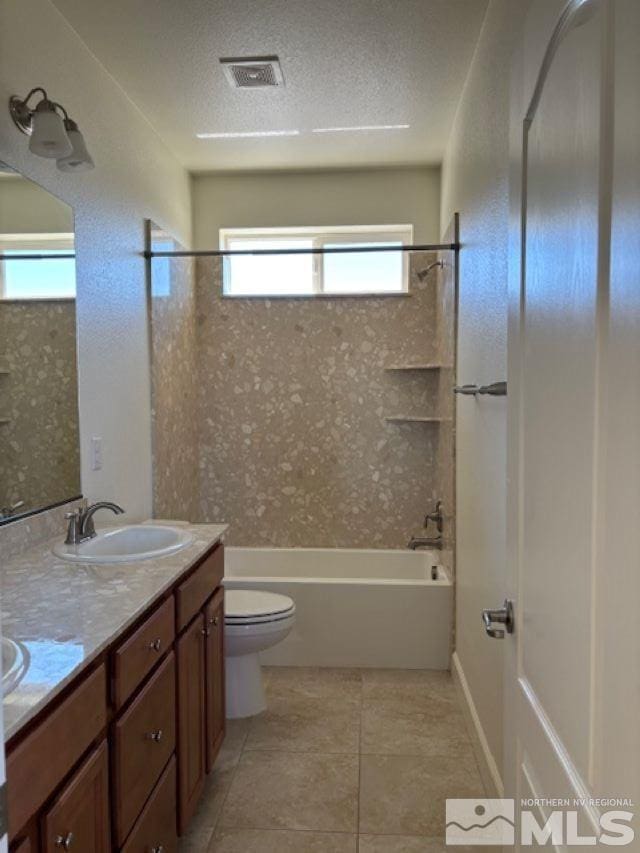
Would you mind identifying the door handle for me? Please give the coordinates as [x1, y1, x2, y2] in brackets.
[482, 599, 514, 638]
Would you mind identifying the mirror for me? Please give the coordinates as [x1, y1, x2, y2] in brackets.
[0, 160, 81, 524]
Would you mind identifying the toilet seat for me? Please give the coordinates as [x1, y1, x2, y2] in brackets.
[225, 589, 295, 625]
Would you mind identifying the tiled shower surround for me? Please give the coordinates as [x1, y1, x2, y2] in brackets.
[150, 248, 455, 550]
[0, 300, 80, 515]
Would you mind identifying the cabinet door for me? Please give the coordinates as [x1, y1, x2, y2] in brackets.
[176, 613, 206, 834]
[41, 741, 110, 853]
[205, 589, 225, 772]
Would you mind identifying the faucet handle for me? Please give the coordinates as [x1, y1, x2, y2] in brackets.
[64, 509, 82, 545]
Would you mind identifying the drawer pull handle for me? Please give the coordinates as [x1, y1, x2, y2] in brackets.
[209, 616, 219, 627]
[147, 729, 163, 742]
[55, 832, 74, 850]
[149, 638, 162, 651]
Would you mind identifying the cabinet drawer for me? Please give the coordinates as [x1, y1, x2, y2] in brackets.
[121, 756, 178, 853]
[176, 544, 224, 632]
[114, 652, 176, 845]
[41, 741, 110, 853]
[7, 664, 107, 839]
[113, 596, 175, 708]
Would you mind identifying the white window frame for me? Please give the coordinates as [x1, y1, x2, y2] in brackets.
[219, 224, 413, 297]
[0, 233, 75, 301]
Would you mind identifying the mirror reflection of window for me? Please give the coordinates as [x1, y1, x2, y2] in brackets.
[0, 235, 76, 300]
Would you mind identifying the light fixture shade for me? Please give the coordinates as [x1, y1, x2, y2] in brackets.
[57, 121, 95, 172]
[28, 100, 72, 158]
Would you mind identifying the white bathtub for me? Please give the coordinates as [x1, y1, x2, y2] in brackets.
[223, 547, 452, 670]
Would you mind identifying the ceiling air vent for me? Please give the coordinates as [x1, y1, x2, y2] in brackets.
[220, 56, 285, 89]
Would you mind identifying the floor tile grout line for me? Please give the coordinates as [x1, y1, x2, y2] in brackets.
[209, 719, 253, 843]
[211, 825, 358, 835]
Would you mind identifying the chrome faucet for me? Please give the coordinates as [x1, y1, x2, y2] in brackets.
[65, 501, 125, 545]
[424, 500, 444, 534]
[408, 500, 444, 549]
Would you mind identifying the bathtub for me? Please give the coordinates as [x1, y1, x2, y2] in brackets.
[223, 547, 452, 670]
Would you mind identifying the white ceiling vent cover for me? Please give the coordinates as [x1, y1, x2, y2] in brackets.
[220, 56, 285, 88]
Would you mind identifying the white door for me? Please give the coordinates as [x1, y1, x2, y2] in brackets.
[503, 0, 640, 847]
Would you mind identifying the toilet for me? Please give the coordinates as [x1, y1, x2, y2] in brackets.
[224, 589, 296, 718]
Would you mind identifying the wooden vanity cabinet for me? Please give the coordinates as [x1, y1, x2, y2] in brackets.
[120, 757, 178, 853]
[176, 613, 207, 833]
[205, 588, 225, 772]
[6, 540, 225, 852]
[41, 741, 110, 853]
[176, 547, 226, 833]
[113, 652, 176, 845]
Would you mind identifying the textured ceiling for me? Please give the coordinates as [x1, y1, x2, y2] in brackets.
[52, 0, 488, 172]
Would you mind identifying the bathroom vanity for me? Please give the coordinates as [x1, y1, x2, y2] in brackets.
[2, 522, 227, 852]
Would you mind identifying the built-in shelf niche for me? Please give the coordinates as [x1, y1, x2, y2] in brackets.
[384, 415, 451, 424]
[384, 363, 451, 371]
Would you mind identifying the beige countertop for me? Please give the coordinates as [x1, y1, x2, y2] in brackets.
[1, 522, 227, 743]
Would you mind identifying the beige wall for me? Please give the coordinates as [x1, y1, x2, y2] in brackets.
[440, 0, 528, 784]
[191, 167, 441, 249]
[0, 0, 191, 534]
[0, 175, 73, 234]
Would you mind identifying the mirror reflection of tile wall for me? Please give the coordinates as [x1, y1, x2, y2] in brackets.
[0, 161, 81, 523]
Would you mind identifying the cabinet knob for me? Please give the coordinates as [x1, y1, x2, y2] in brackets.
[147, 729, 163, 742]
[201, 627, 211, 637]
[151, 846, 165, 853]
[55, 832, 74, 850]
[148, 638, 162, 651]
[209, 616, 219, 627]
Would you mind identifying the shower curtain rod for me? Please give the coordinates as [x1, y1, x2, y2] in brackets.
[0, 253, 75, 260]
[144, 242, 459, 259]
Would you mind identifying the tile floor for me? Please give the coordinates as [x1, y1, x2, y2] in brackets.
[179, 667, 487, 853]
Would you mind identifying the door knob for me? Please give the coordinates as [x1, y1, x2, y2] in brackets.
[482, 600, 514, 638]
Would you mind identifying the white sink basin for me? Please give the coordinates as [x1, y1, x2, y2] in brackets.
[2, 637, 29, 696]
[53, 524, 195, 564]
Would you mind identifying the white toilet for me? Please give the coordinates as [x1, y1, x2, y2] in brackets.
[224, 589, 296, 718]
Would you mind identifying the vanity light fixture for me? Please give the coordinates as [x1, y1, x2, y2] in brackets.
[9, 88, 94, 171]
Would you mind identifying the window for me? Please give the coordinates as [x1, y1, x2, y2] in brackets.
[219, 224, 413, 297]
[0, 234, 76, 300]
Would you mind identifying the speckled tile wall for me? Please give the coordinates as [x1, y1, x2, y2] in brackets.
[435, 236, 458, 561]
[0, 300, 80, 515]
[149, 228, 199, 521]
[191, 252, 454, 549]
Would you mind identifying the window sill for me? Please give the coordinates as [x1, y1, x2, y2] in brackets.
[220, 291, 412, 300]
